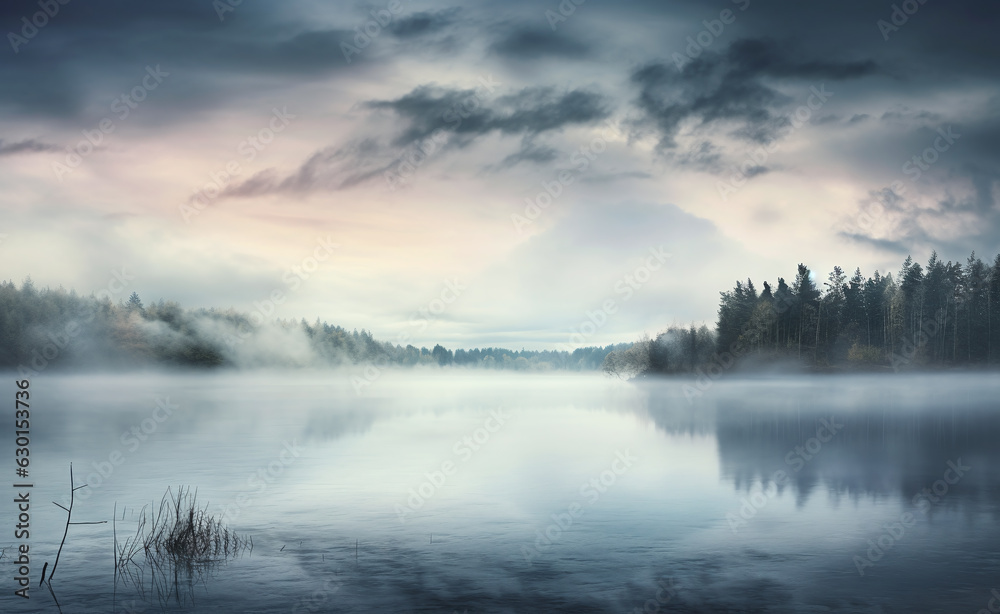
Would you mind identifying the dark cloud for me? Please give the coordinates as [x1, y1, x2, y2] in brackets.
[489, 26, 590, 60]
[607, 0, 1000, 82]
[0, 0, 216, 28]
[367, 85, 609, 147]
[0, 1, 380, 121]
[631, 39, 879, 150]
[0, 138, 60, 156]
[0, 37, 358, 122]
[389, 9, 461, 38]
[725, 39, 878, 80]
[496, 140, 559, 169]
[221, 85, 610, 198]
[663, 141, 724, 173]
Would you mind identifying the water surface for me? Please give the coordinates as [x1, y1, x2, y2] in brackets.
[2, 370, 999, 612]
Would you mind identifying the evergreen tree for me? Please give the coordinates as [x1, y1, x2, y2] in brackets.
[792, 264, 820, 359]
[822, 266, 847, 362]
[127, 292, 144, 313]
[844, 267, 867, 345]
[964, 253, 988, 362]
[990, 254, 1000, 363]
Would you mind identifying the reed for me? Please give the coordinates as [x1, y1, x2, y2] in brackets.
[117, 486, 250, 571]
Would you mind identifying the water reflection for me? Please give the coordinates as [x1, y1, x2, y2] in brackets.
[639, 375, 1000, 508]
[4, 371, 1000, 613]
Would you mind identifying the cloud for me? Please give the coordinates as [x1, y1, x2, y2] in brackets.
[216, 139, 392, 198]
[460, 200, 752, 340]
[388, 9, 461, 38]
[724, 38, 878, 80]
[496, 140, 560, 170]
[839, 118, 1000, 256]
[489, 26, 591, 60]
[0, 1, 361, 120]
[368, 85, 609, 145]
[221, 85, 611, 198]
[838, 232, 910, 255]
[0, 138, 60, 156]
[630, 38, 878, 150]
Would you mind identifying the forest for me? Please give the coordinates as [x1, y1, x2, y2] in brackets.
[0, 278, 621, 375]
[604, 251, 1000, 377]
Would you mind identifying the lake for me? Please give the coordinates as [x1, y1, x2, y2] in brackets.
[2, 370, 1000, 613]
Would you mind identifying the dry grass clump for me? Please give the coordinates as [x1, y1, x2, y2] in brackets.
[116, 486, 251, 580]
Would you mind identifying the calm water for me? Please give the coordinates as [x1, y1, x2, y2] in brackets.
[2, 370, 1000, 613]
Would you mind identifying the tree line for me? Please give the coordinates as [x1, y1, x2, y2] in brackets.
[0, 279, 621, 374]
[605, 251, 1000, 377]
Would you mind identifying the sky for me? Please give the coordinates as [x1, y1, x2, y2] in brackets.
[1, 0, 998, 350]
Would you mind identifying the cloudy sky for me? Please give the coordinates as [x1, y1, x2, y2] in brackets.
[1, 0, 997, 349]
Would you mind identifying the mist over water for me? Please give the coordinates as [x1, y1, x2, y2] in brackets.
[2, 370, 999, 612]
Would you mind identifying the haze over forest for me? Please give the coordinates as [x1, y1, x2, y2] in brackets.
[0, 276, 624, 375]
[5, 249, 1000, 378]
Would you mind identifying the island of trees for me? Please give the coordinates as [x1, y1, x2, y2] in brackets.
[604, 251, 1000, 378]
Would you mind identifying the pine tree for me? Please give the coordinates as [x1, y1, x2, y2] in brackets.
[792, 264, 820, 359]
[822, 266, 847, 361]
[990, 254, 1000, 363]
[127, 292, 144, 313]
